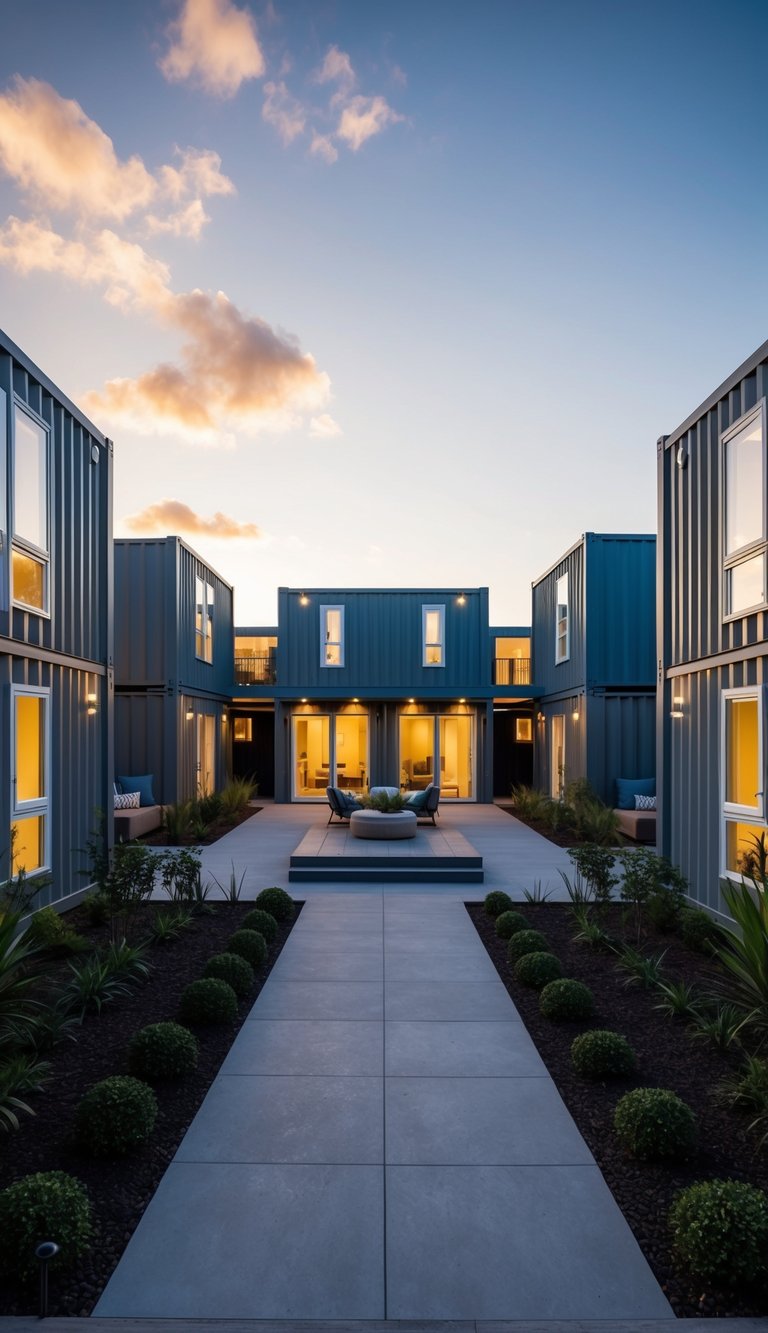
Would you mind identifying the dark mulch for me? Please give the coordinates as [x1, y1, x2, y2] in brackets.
[467, 901, 768, 1319]
[0, 897, 301, 1317]
[140, 803, 263, 847]
[494, 804, 584, 847]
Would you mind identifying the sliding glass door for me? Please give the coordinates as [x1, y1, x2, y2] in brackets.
[292, 713, 368, 799]
[399, 713, 474, 800]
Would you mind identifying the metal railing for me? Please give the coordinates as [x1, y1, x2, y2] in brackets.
[234, 653, 276, 685]
[493, 657, 531, 686]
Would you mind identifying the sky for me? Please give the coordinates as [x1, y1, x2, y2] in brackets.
[1, 0, 767, 626]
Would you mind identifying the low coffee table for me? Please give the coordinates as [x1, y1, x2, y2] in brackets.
[350, 810, 417, 840]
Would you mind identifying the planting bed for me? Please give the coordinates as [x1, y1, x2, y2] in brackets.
[468, 901, 768, 1319]
[0, 897, 300, 1317]
[495, 803, 583, 847]
[141, 804, 263, 847]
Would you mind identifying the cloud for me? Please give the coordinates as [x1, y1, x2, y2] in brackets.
[124, 499, 261, 538]
[0, 218, 172, 311]
[313, 45, 356, 93]
[309, 132, 338, 164]
[309, 413, 342, 438]
[145, 199, 211, 240]
[262, 81, 306, 145]
[336, 95, 403, 151]
[159, 0, 265, 98]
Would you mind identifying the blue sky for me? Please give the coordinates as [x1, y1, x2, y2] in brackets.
[0, 0, 766, 624]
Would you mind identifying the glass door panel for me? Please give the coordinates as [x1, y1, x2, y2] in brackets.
[551, 715, 565, 798]
[439, 715, 473, 799]
[196, 714, 216, 795]
[399, 715, 435, 792]
[293, 715, 331, 798]
[336, 714, 368, 793]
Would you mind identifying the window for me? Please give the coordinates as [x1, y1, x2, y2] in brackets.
[11, 687, 50, 875]
[723, 404, 767, 618]
[321, 605, 344, 667]
[12, 405, 49, 613]
[722, 687, 765, 876]
[555, 574, 569, 663]
[195, 577, 214, 662]
[515, 717, 533, 742]
[422, 604, 445, 667]
[233, 717, 253, 742]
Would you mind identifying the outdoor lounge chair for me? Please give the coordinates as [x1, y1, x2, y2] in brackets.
[403, 782, 441, 825]
[326, 786, 363, 824]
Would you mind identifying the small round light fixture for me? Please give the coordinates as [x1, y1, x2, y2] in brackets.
[459, 698, 466, 704]
[299, 592, 309, 606]
[572, 709, 580, 722]
[352, 697, 359, 703]
[457, 593, 467, 606]
[408, 698, 415, 704]
[301, 697, 308, 704]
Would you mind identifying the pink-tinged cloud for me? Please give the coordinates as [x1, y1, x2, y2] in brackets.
[309, 413, 342, 438]
[314, 45, 356, 91]
[159, 0, 265, 98]
[309, 132, 338, 164]
[124, 499, 261, 538]
[337, 95, 403, 151]
[262, 81, 306, 145]
[0, 218, 173, 311]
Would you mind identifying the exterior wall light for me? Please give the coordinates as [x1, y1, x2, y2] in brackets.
[537, 711, 545, 722]
[299, 593, 309, 606]
[408, 698, 415, 704]
[300, 697, 308, 703]
[572, 709, 580, 721]
[86, 689, 98, 715]
[670, 710, 685, 719]
[186, 709, 194, 720]
[673, 695, 685, 705]
[352, 697, 359, 703]
[457, 593, 467, 606]
[459, 698, 466, 704]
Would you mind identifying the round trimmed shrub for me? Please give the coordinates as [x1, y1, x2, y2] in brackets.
[75, 1075, 157, 1157]
[669, 1178, 768, 1286]
[179, 977, 238, 1025]
[254, 887, 294, 922]
[680, 907, 721, 954]
[483, 890, 513, 918]
[571, 1029, 636, 1080]
[539, 978, 595, 1021]
[0, 1171, 92, 1278]
[495, 910, 528, 940]
[614, 1086, 696, 1160]
[227, 929, 267, 969]
[127, 1022, 199, 1081]
[241, 908, 278, 943]
[205, 951, 255, 997]
[507, 928, 548, 963]
[514, 950, 562, 989]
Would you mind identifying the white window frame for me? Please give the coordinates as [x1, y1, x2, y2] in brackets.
[320, 604, 345, 668]
[11, 684, 51, 875]
[722, 400, 768, 622]
[11, 401, 50, 618]
[721, 685, 766, 879]
[195, 577, 214, 664]
[422, 604, 445, 668]
[555, 573, 569, 664]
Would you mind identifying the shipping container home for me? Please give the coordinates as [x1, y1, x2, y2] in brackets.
[114, 538, 233, 805]
[532, 534, 656, 807]
[0, 327, 113, 909]
[658, 340, 768, 917]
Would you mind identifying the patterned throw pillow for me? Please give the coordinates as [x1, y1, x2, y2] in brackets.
[634, 794, 656, 811]
[114, 791, 141, 810]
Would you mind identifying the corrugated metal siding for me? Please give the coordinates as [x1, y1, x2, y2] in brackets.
[585, 693, 656, 806]
[531, 541, 586, 697]
[531, 700, 585, 796]
[585, 535, 656, 686]
[115, 693, 168, 802]
[176, 543, 234, 698]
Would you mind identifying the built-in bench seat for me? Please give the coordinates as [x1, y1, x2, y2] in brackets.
[114, 805, 163, 840]
[614, 808, 656, 844]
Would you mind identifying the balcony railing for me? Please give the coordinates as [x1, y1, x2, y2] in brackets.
[494, 657, 531, 686]
[235, 653, 276, 685]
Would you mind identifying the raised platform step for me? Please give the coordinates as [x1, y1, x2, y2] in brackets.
[288, 822, 484, 884]
[289, 865, 485, 883]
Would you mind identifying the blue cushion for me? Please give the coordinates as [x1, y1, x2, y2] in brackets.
[341, 793, 362, 811]
[615, 777, 655, 811]
[117, 774, 156, 808]
[404, 789, 429, 811]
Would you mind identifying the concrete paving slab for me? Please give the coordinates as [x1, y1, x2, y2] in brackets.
[254, 979, 384, 1020]
[94, 1163, 384, 1318]
[384, 949, 502, 982]
[385, 1164, 671, 1319]
[271, 947, 383, 982]
[222, 1019, 383, 1076]
[385, 1022, 547, 1077]
[384, 980, 518, 1021]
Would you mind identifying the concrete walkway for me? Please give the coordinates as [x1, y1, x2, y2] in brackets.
[96, 893, 670, 1321]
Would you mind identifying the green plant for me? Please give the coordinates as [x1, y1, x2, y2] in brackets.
[18, 1002, 79, 1054]
[82, 890, 111, 926]
[572, 800, 622, 848]
[75, 1075, 157, 1156]
[559, 871, 592, 906]
[0, 1052, 51, 1131]
[150, 907, 194, 943]
[362, 790, 406, 813]
[198, 791, 223, 825]
[669, 1179, 768, 1286]
[615, 944, 667, 989]
[539, 978, 595, 1021]
[162, 799, 194, 844]
[715, 1053, 768, 1114]
[688, 1000, 744, 1051]
[614, 1086, 696, 1160]
[571, 1029, 636, 1080]
[210, 863, 247, 904]
[219, 777, 257, 817]
[509, 784, 551, 821]
[102, 938, 151, 982]
[241, 908, 278, 943]
[127, 1022, 199, 1081]
[27, 906, 87, 956]
[514, 951, 562, 989]
[159, 848, 203, 905]
[204, 951, 255, 997]
[0, 834, 48, 920]
[59, 954, 133, 1020]
[179, 977, 238, 1025]
[494, 910, 528, 940]
[507, 928, 548, 962]
[483, 890, 513, 918]
[569, 904, 612, 950]
[619, 848, 688, 942]
[713, 879, 768, 1039]
[0, 912, 42, 1052]
[227, 928, 267, 969]
[0, 1171, 91, 1278]
[107, 840, 162, 943]
[568, 844, 620, 906]
[254, 887, 294, 922]
[680, 907, 722, 954]
[654, 978, 703, 1019]
[191, 873, 215, 915]
[540, 797, 574, 836]
[737, 829, 768, 883]
[522, 881, 553, 902]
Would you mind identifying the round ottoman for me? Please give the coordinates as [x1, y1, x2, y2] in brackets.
[350, 810, 417, 840]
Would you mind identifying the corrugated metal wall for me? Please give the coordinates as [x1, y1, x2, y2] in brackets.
[531, 541, 586, 698]
[585, 535, 656, 686]
[586, 693, 656, 807]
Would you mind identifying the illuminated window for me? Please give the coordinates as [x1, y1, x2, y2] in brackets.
[515, 717, 533, 742]
[321, 605, 344, 667]
[723, 404, 767, 618]
[11, 687, 49, 875]
[422, 605, 445, 667]
[723, 687, 765, 876]
[555, 574, 569, 664]
[233, 717, 253, 742]
[195, 577, 214, 662]
[12, 405, 49, 613]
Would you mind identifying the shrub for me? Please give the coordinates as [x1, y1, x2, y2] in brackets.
[572, 799, 622, 848]
[241, 908, 278, 943]
[669, 1179, 768, 1286]
[507, 928, 548, 962]
[614, 1086, 696, 1160]
[75, 1075, 157, 1156]
[494, 910, 528, 940]
[27, 906, 86, 956]
[483, 890, 513, 918]
[254, 887, 294, 922]
[127, 1022, 199, 1082]
[158, 848, 203, 906]
[680, 907, 722, 954]
[204, 951, 255, 997]
[571, 1029, 636, 1080]
[219, 777, 257, 817]
[539, 978, 595, 1021]
[82, 890, 110, 926]
[514, 951, 562, 989]
[179, 977, 238, 1025]
[615, 944, 667, 989]
[510, 784, 551, 821]
[619, 848, 688, 941]
[227, 929, 267, 969]
[567, 844, 620, 905]
[0, 1171, 91, 1278]
[198, 791, 223, 825]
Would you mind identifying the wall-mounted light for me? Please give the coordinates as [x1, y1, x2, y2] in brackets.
[300, 697, 308, 704]
[537, 711, 545, 722]
[670, 710, 684, 719]
[673, 695, 685, 705]
[186, 709, 194, 721]
[457, 593, 467, 606]
[299, 592, 309, 606]
[86, 689, 98, 715]
[408, 697, 415, 704]
[459, 697, 466, 704]
[572, 709, 580, 722]
[352, 697, 359, 703]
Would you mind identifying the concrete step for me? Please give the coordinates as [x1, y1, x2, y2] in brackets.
[2, 1319, 765, 1332]
[288, 867, 485, 883]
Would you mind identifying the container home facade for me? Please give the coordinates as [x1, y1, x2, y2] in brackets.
[114, 538, 234, 804]
[658, 340, 768, 916]
[532, 533, 656, 805]
[0, 328, 113, 908]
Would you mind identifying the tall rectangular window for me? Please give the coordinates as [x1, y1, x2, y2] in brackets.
[12, 405, 49, 613]
[723, 687, 765, 876]
[321, 605, 344, 667]
[195, 577, 214, 662]
[11, 687, 50, 875]
[422, 604, 445, 666]
[723, 405, 767, 618]
[555, 574, 569, 663]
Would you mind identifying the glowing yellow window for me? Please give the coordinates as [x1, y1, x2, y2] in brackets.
[16, 695, 46, 802]
[12, 549, 45, 610]
[725, 821, 768, 876]
[11, 817, 44, 874]
[725, 695, 760, 811]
